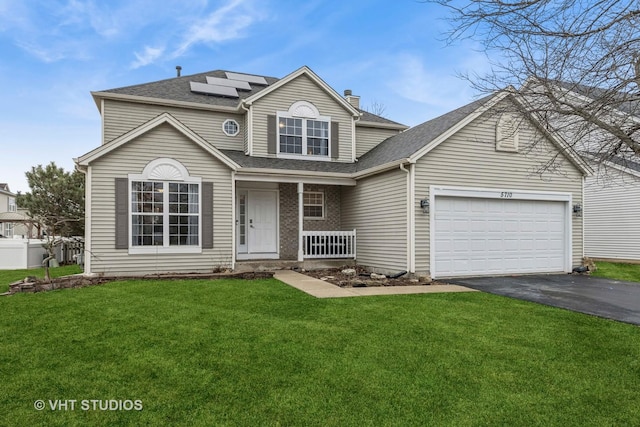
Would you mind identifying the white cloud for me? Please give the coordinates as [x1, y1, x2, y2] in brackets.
[172, 0, 260, 58]
[131, 45, 165, 69]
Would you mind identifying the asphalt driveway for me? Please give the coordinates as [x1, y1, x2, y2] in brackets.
[449, 274, 640, 326]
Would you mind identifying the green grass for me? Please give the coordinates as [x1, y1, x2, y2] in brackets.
[1, 277, 639, 426]
[592, 261, 640, 282]
[0, 264, 82, 293]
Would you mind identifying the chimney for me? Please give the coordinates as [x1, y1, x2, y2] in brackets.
[344, 89, 360, 109]
[176, 65, 182, 77]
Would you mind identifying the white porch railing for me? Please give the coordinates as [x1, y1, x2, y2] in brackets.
[302, 229, 356, 259]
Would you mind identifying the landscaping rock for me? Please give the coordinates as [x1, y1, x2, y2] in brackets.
[370, 273, 387, 280]
[341, 268, 357, 276]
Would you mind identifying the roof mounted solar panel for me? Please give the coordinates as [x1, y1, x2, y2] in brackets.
[225, 72, 268, 85]
[190, 81, 239, 98]
[205, 76, 252, 90]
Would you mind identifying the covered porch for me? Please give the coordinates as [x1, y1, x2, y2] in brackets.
[234, 177, 356, 263]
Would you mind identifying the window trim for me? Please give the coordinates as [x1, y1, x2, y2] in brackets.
[128, 158, 202, 255]
[276, 101, 331, 160]
[8, 197, 16, 212]
[303, 191, 325, 220]
[222, 119, 240, 137]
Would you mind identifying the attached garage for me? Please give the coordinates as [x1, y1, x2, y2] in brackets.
[430, 187, 572, 278]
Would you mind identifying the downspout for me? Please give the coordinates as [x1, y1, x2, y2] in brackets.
[582, 174, 586, 260]
[399, 163, 414, 273]
[74, 162, 91, 275]
[231, 170, 236, 271]
[240, 101, 251, 155]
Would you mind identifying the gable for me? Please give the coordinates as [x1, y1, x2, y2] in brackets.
[249, 73, 355, 162]
[421, 102, 585, 181]
[77, 112, 238, 170]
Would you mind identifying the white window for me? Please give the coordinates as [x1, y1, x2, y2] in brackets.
[8, 197, 16, 212]
[278, 101, 330, 158]
[222, 119, 239, 136]
[4, 222, 13, 238]
[129, 158, 201, 254]
[303, 191, 324, 219]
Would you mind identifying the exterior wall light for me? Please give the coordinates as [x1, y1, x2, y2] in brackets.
[420, 199, 430, 214]
[573, 203, 582, 217]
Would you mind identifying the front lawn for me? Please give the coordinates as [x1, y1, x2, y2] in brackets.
[592, 261, 640, 282]
[1, 278, 639, 426]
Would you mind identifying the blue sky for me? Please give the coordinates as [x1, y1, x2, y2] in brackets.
[1, 0, 489, 193]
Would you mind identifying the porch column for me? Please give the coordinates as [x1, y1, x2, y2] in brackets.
[297, 182, 304, 262]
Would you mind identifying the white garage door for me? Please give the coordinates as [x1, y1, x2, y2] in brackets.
[434, 196, 568, 277]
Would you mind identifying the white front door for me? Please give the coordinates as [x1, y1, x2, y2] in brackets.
[237, 190, 278, 257]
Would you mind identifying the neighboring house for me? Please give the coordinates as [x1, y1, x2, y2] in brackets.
[523, 81, 640, 262]
[76, 66, 590, 278]
[584, 157, 640, 262]
[0, 183, 18, 238]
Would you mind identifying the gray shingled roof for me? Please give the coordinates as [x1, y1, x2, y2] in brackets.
[554, 80, 640, 117]
[99, 70, 280, 109]
[355, 94, 494, 171]
[98, 69, 405, 129]
[358, 110, 407, 128]
[221, 150, 357, 174]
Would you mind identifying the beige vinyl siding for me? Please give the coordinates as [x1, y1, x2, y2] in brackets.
[102, 99, 244, 152]
[355, 126, 402, 157]
[585, 172, 640, 261]
[414, 110, 585, 274]
[89, 122, 233, 275]
[341, 169, 408, 273]
[251, 74, 354, 162]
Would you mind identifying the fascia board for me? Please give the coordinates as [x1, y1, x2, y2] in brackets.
[352, 159, 413, 179]
[356, 121, 409, 130]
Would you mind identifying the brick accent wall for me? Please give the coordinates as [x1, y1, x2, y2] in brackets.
[279, 183, 298, 260]
[278, 183, 343, 260]
[303, 184, 341, 231]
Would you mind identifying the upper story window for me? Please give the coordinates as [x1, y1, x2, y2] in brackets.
[222, 119, 239, 136]
[8, 197, 16, 212]
[277, 101, 330, 158]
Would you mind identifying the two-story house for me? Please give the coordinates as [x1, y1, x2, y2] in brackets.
[76, 66, 590, 278]
[0, 184, 18, 238]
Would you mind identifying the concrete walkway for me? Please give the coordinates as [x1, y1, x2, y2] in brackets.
[273, 270, 476, 298]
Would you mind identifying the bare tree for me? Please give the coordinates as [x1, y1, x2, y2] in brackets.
[364, 100, 387, 117]
[428, 0, 640, 166]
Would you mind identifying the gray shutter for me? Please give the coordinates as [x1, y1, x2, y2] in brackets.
[267, 115, 277, 154]
[115, 178, 128, 249]
[331, 121, 339, 159]
[201, 181, 213, 249]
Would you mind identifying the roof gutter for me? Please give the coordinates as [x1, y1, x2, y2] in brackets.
[352, 158, 414, 180]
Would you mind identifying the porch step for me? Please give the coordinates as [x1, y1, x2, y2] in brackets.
[234, 259, 354, 273]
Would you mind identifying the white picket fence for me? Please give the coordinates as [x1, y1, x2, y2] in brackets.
[302, 230, 356, 259]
